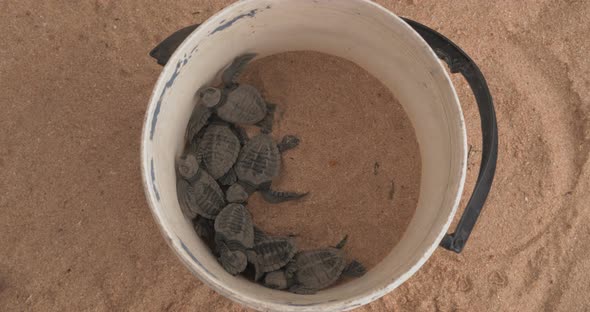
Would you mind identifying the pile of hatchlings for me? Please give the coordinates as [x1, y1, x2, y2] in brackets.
[176, 54, 366, 294]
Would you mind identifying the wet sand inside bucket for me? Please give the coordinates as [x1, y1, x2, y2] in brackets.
[235, 51, 421, 271]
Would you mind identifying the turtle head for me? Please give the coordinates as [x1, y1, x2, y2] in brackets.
[177, 154, 200, 180]
[198, 86, 222, 108]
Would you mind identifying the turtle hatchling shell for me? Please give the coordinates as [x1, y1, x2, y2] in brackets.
[289, 248, 346, 291]
[197, 123, 241, 179]
[216, 84, 267, 124]
[214, 204, 254, 248]
[191, 170, 226, 219]
[235, 133, 281, 187]
[249, 237, 297, 278]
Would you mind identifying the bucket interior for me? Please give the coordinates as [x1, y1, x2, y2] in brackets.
[142, 0, 467, 311]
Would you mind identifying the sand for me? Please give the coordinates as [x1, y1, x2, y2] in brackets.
[1, 0, 590, 311]
[237, 51, 420, 271]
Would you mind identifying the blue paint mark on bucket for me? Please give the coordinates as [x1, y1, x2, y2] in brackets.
[150, 59, 184, 140]
[209, 9, 259, 36]
[180, 239, 216, 278]
[150, 158, 160, 201]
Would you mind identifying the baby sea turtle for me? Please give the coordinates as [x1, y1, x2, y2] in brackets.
[196, 122, 241, 180]
[285, 236, 367, 294]
[218, 241, 247, 275]
[198, 54, 276, 132]
[214, 203, 255, 250]
[176, 155, 226, 219]
[234, 133, 307, 203]
[246, 236, 297, 281]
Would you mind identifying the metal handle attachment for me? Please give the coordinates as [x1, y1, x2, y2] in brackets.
[402, 18, 498, 253]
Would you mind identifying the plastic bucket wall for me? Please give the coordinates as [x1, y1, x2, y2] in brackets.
[141, 0, 467, 311]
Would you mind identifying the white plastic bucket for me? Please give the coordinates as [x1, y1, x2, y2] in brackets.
[141, 0, 467, 311]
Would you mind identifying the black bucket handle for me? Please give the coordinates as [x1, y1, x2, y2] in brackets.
[149, 17, 498, 254]
[402, 18, 498, 253]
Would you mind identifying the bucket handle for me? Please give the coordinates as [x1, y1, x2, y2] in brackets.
[402, 18, 498, 253]
[149, 18, 498, 254]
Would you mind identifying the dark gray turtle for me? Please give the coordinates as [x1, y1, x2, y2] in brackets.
[246, 236, 297, 281]
[263, 270, 291, 290]
[176, 156, 226, 219]
[198, 54, 276, 132]
[214, 203, 255, 250]
[234, 133, 307, 203]
[217, 241, 247, 275]
[285, 236, 367, 294]
[226, 183, 249, 203]
[196, 122, 241, 179]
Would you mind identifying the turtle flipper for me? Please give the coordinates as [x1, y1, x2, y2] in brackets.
[335, 235, 349, 249]
[289, 285, 316, 295]
[185, 103, 212, 143]
[277, 135, 300, 153]
[285, 263, 297, 279]
[221, 53, 257, 87]
[257, 102, 277, 134]
[342, 260, 367, 278]
[150, 24, 200, 66]
[261, 188, 308, 204]
[224, 239, 247, 252]
[245, 250, 266, 282]
[218, 168, 238, 186]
